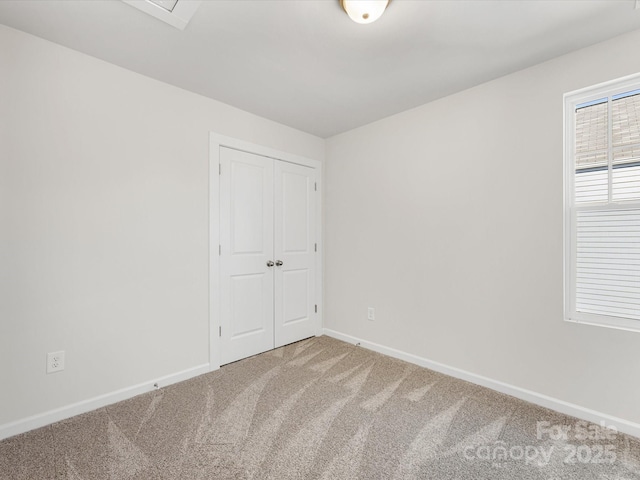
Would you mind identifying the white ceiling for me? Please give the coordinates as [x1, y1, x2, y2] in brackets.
[1, 0, 640, 138]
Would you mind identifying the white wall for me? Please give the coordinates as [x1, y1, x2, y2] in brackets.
[4, 16, 640, 438]
[0, 24, 324, 431]
[325, 28, 640, 426]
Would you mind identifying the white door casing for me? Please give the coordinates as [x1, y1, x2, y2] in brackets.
[211, 134, 322, 368]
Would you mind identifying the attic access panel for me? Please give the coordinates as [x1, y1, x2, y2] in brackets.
[122, 0, 202, 30]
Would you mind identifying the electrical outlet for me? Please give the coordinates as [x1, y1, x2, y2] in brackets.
[47, 351, 65, 374]
[367, 307, 375, 321]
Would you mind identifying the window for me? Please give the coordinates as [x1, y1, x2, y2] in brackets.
[565, 74, 640, 332]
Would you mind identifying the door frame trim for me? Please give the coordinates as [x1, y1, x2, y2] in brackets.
[208, 133, 323, 370]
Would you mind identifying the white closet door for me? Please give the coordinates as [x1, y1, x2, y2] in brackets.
[219, 147, 274, 365]
[274, 161, 316, 348]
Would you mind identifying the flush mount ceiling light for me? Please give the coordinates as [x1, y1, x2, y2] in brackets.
[340, 0, 390, 24]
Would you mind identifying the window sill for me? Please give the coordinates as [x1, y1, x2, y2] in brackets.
[564, 314, 640, 334]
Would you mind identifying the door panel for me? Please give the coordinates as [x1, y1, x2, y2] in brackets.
[282, 269, 309, 325]
[220, 147, 274, 365]
[231, 162, 267, 255]
[231, 273, 267, 336]
[282, 171, 309, 253]
[274, 161, 316, 347]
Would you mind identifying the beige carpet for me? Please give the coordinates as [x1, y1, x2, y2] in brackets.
[2, 335, 640, 479]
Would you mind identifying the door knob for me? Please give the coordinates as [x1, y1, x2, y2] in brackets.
[275, 260, 283, 266]
[266, 260, 274, 267]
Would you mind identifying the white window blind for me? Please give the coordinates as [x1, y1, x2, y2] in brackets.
[575, 209, 640, 321]
[566, 77, 640, 331]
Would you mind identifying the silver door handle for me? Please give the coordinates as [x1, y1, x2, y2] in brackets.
[266, 260, 274, 267]
[275, 260, 283, 266]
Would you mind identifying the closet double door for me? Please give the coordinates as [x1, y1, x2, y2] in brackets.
[219, 147, 317, 365]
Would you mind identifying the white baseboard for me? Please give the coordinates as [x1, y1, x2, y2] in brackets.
[0, 363, 211, 441]
[323, 328, 640, 439]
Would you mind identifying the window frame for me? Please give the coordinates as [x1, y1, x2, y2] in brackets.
[564, 73, 640, 333]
